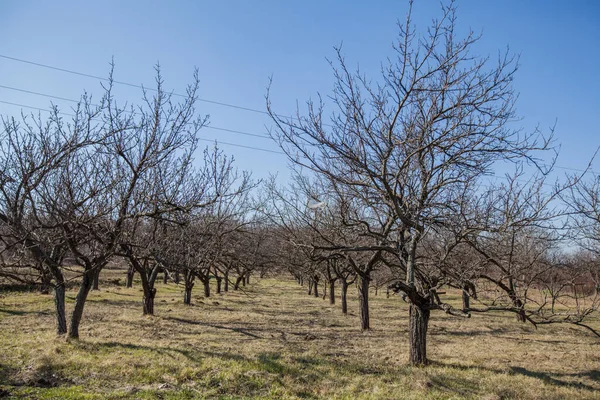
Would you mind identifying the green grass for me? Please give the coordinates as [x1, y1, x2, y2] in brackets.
[0, 273, 599, 399]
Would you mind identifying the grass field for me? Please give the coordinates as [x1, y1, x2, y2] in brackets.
[0, 273, 599, 399]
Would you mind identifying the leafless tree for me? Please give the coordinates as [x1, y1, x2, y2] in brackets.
[267, 1, 556, 365]
[0, 96, 104, 335]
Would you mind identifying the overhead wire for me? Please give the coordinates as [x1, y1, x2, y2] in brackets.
[0, 54, 594, 175]
[0, 99, 285, 155]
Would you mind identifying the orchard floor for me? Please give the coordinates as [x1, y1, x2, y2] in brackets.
[0, 274, 599, 399]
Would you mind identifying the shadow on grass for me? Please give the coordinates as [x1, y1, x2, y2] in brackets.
[0, 308, 51, 317]
[432, 361, 600, 392]
[166, 316, 263, 339]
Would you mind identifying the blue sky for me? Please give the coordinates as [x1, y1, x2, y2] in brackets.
[1, 1, 599, 182]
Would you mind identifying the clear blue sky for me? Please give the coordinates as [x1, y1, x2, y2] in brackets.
[1, 1, 599, 182]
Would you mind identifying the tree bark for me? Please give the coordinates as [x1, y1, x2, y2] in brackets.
[358, 275, 370, 330]
[174, 271, 180, 284]
[308, 280, 313, 295]
[462, 290, 470, 312]
[203, 278, 210, 298]
[224, 272, 229, 292]
[183, 282, 194, 305]
[329, 280, 335, 305]
[68, 269, 94, 339]
[234, 276, 243, 290]
[143, 287, 156, 315]
[126, 266, 135, 288]
[54, 283, 67, 335]
[216, 276, 222, 294]
[409, 303, 430, 366]
[183, 270, 194, 305]
[341, 281, 349, 314]
[162, 270, 168, 284]
[313, 279, 319, 298]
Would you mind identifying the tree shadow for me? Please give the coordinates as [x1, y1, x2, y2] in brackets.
[165, 316, 263, 339]
[432, 361, 600, 392]
[0, 308, 51, 316]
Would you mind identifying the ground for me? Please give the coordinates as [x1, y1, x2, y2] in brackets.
[0, 272, 599, 399]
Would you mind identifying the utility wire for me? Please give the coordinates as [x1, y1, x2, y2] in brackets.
[0, 53, 293, 119]
[0, 87, 271, 140]
[0, 84, 272, 139]
[0, 54, 594, 173]
[0, 99, 284, 155]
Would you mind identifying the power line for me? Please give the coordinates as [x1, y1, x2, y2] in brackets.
[0, 54, 278, 117]
[0, 99, 284, 155]
[0, 89, 271, 140]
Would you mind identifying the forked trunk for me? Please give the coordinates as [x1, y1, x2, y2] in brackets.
[143, 287, 156, 315]
[341, 281, 349, 314]
[183, 270, 195, 305]
[183, 282, 194, 305]
[409, 303, 430, 366]
[234, 276, 243, 290]
[358, 275, 370, 330]
[68, 269, 94, 339]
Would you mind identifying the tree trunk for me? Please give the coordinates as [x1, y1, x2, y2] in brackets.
[143, 287, 156, 315]
[203, 278, 210, 298]
[341, 281, 349, 314]
[224, 272, 229, 292]
[92, 268, 100, 291]
[162, 270, 168, 284]
[183, 282, 194, 305]
[242, 276, 247, 287]
[308, 280, 313, 295]
[409, 303, 430, 366]
[246, 274, 250, 284]
[54, 283, 67, 335]
[68, 269, 94, 339]
[234, 276, 243, 290]
[183, 270, 194, 305]
[329, 280, 335, 305]
[462, 290, 470, 312]
[216, 276, 222, 294]
[358, 276, 370, 330]
[313, 279, 319, 298]
[174, 271, 180, 284]
[126, 266, 135, 288]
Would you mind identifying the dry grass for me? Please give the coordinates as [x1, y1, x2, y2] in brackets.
[0, 272, 599, 399]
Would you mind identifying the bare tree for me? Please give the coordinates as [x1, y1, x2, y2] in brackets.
[267, 1, 554, 365]
[0, 98, 102, 335]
